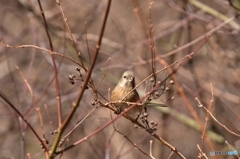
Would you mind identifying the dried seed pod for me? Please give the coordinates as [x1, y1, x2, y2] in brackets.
[160, 85, 165, 90]
[154, 91, 159, 97]
[76, 67, 80, 71]
[150, 77, 155, 82]
[143, 112, 148, 117]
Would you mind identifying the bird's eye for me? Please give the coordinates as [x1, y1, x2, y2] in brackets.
[123, 76, 127, 78]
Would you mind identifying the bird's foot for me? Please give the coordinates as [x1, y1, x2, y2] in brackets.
[114, 106, 122, 115]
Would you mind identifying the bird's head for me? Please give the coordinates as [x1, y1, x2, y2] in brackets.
[117, 71, 136, 88]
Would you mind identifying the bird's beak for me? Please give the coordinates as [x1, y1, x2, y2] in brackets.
[128, 76, 133, 82]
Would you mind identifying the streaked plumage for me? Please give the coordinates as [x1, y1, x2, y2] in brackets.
[111, 71, 141, 115]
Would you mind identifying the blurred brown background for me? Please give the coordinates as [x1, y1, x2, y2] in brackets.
[0, 0, 240, 158]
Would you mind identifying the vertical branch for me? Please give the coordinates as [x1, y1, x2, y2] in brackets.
[56, 0, 85, 67]
[148, 0, 156, 83]
[200, 83, 214, 159]
[37, 0, 62, 126]
[56, 0, 98, 101]
[48, 0, 112, 158]
[131, 0, 148, 37]
[15, 66, 49, 156]
[84, 22, 91, 65]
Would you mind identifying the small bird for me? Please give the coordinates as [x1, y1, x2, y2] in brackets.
[111, 71, 142, 116]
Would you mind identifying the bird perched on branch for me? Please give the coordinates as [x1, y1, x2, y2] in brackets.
[111, 71, 142, 116]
